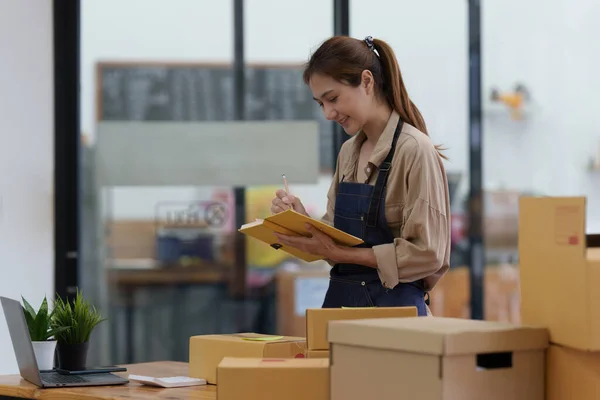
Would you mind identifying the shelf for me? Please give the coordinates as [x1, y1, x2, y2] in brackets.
[106, 259, 233, 286]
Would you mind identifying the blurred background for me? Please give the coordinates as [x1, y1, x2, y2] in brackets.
[2, 0, 600, 372]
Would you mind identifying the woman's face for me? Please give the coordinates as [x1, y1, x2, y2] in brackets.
[309, 71, 375, 135]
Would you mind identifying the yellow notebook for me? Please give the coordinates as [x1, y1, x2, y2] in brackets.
[238, 209, 364, 262]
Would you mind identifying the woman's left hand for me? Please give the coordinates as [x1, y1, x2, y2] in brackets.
[274, 223, 340, 260]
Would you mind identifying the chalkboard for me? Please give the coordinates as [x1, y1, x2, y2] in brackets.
[97, 62, 333, 171]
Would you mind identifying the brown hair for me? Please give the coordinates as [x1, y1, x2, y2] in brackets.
[303, 36, 448, 160]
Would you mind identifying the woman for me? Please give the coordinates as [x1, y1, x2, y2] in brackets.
[271, 36, 451, 316]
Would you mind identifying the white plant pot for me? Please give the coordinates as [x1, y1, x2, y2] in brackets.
[31, 340, 57, 370]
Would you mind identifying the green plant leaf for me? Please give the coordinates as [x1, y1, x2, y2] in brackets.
[21, 296, 37, 338]
[50, 290, 105, 344]
[22, 306, 35, 338]
[21, 296, 37, 321]
[34, 297, 49, 341]
[22, 296, 56, 341]
[46, 326, 69, 340]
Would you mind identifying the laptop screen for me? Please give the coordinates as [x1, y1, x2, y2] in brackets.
[0, 296, 43, 386]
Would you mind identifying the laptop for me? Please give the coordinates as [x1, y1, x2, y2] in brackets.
[0, 296, 129, 388]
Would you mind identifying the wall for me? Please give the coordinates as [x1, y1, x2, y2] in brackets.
[0, 0, 54, 374]
[481, 0, 600, 231]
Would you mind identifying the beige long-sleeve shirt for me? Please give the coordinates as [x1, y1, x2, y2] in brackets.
[322, 110, 451, 292]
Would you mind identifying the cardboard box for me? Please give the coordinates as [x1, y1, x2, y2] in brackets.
[328, 317, 548, 400]
[306, 306, 417, 350]
[484, 190, 520, 248]
[519, 196, 600, 350]
[429, 264, 521, 323]
[217, 357, 329, 400]
[546, 344, 600, 400]
[306, 350, 329, 358]
[189, 333, 306, 384]
[276, 265, 330, 337]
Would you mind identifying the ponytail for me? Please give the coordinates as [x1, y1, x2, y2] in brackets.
[373, 39, 448, 160]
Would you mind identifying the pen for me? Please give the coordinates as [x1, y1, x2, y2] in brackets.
[282, 174, 294, 211]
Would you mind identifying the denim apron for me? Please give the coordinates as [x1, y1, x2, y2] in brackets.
[321, 119, 428, 316]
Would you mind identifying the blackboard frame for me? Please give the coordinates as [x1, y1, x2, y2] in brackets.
[95, 61, 333, 174]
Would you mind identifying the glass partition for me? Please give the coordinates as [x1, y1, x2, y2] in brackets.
[80, 1, 600, 362]
[80, 0, 333, 365]
[350, 0, 600, 323]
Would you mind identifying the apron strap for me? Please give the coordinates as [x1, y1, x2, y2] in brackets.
[365, 120, 404, 228]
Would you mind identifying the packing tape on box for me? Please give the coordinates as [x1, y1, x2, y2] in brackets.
[226, 333, 283, 340]
[226, 333, 302, 343]
[242, 336, 285, 342]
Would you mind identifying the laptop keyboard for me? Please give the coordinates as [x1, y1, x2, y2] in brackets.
[41, 371, 126, 385]
[43, 373, 89, 384]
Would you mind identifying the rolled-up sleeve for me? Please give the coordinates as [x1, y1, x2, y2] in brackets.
[371, 134, 450, 290]
[372, 198, 449, 289]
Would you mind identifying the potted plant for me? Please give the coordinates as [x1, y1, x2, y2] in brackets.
[21, 296, 68, 370]
[51, 290, 106, 371]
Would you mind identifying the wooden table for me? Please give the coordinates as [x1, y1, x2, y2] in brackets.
[0, 361, 216, 400]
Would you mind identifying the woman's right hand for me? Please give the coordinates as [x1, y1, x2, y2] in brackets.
[271, 189, 309, 217]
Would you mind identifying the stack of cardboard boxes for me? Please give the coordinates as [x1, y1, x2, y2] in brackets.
[186, 196, 600, 400]
[519, 196, 600, 399]
[188, 332, 326, 400]
[187, 306, 550, 399]
[188, 306, 417, 399]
